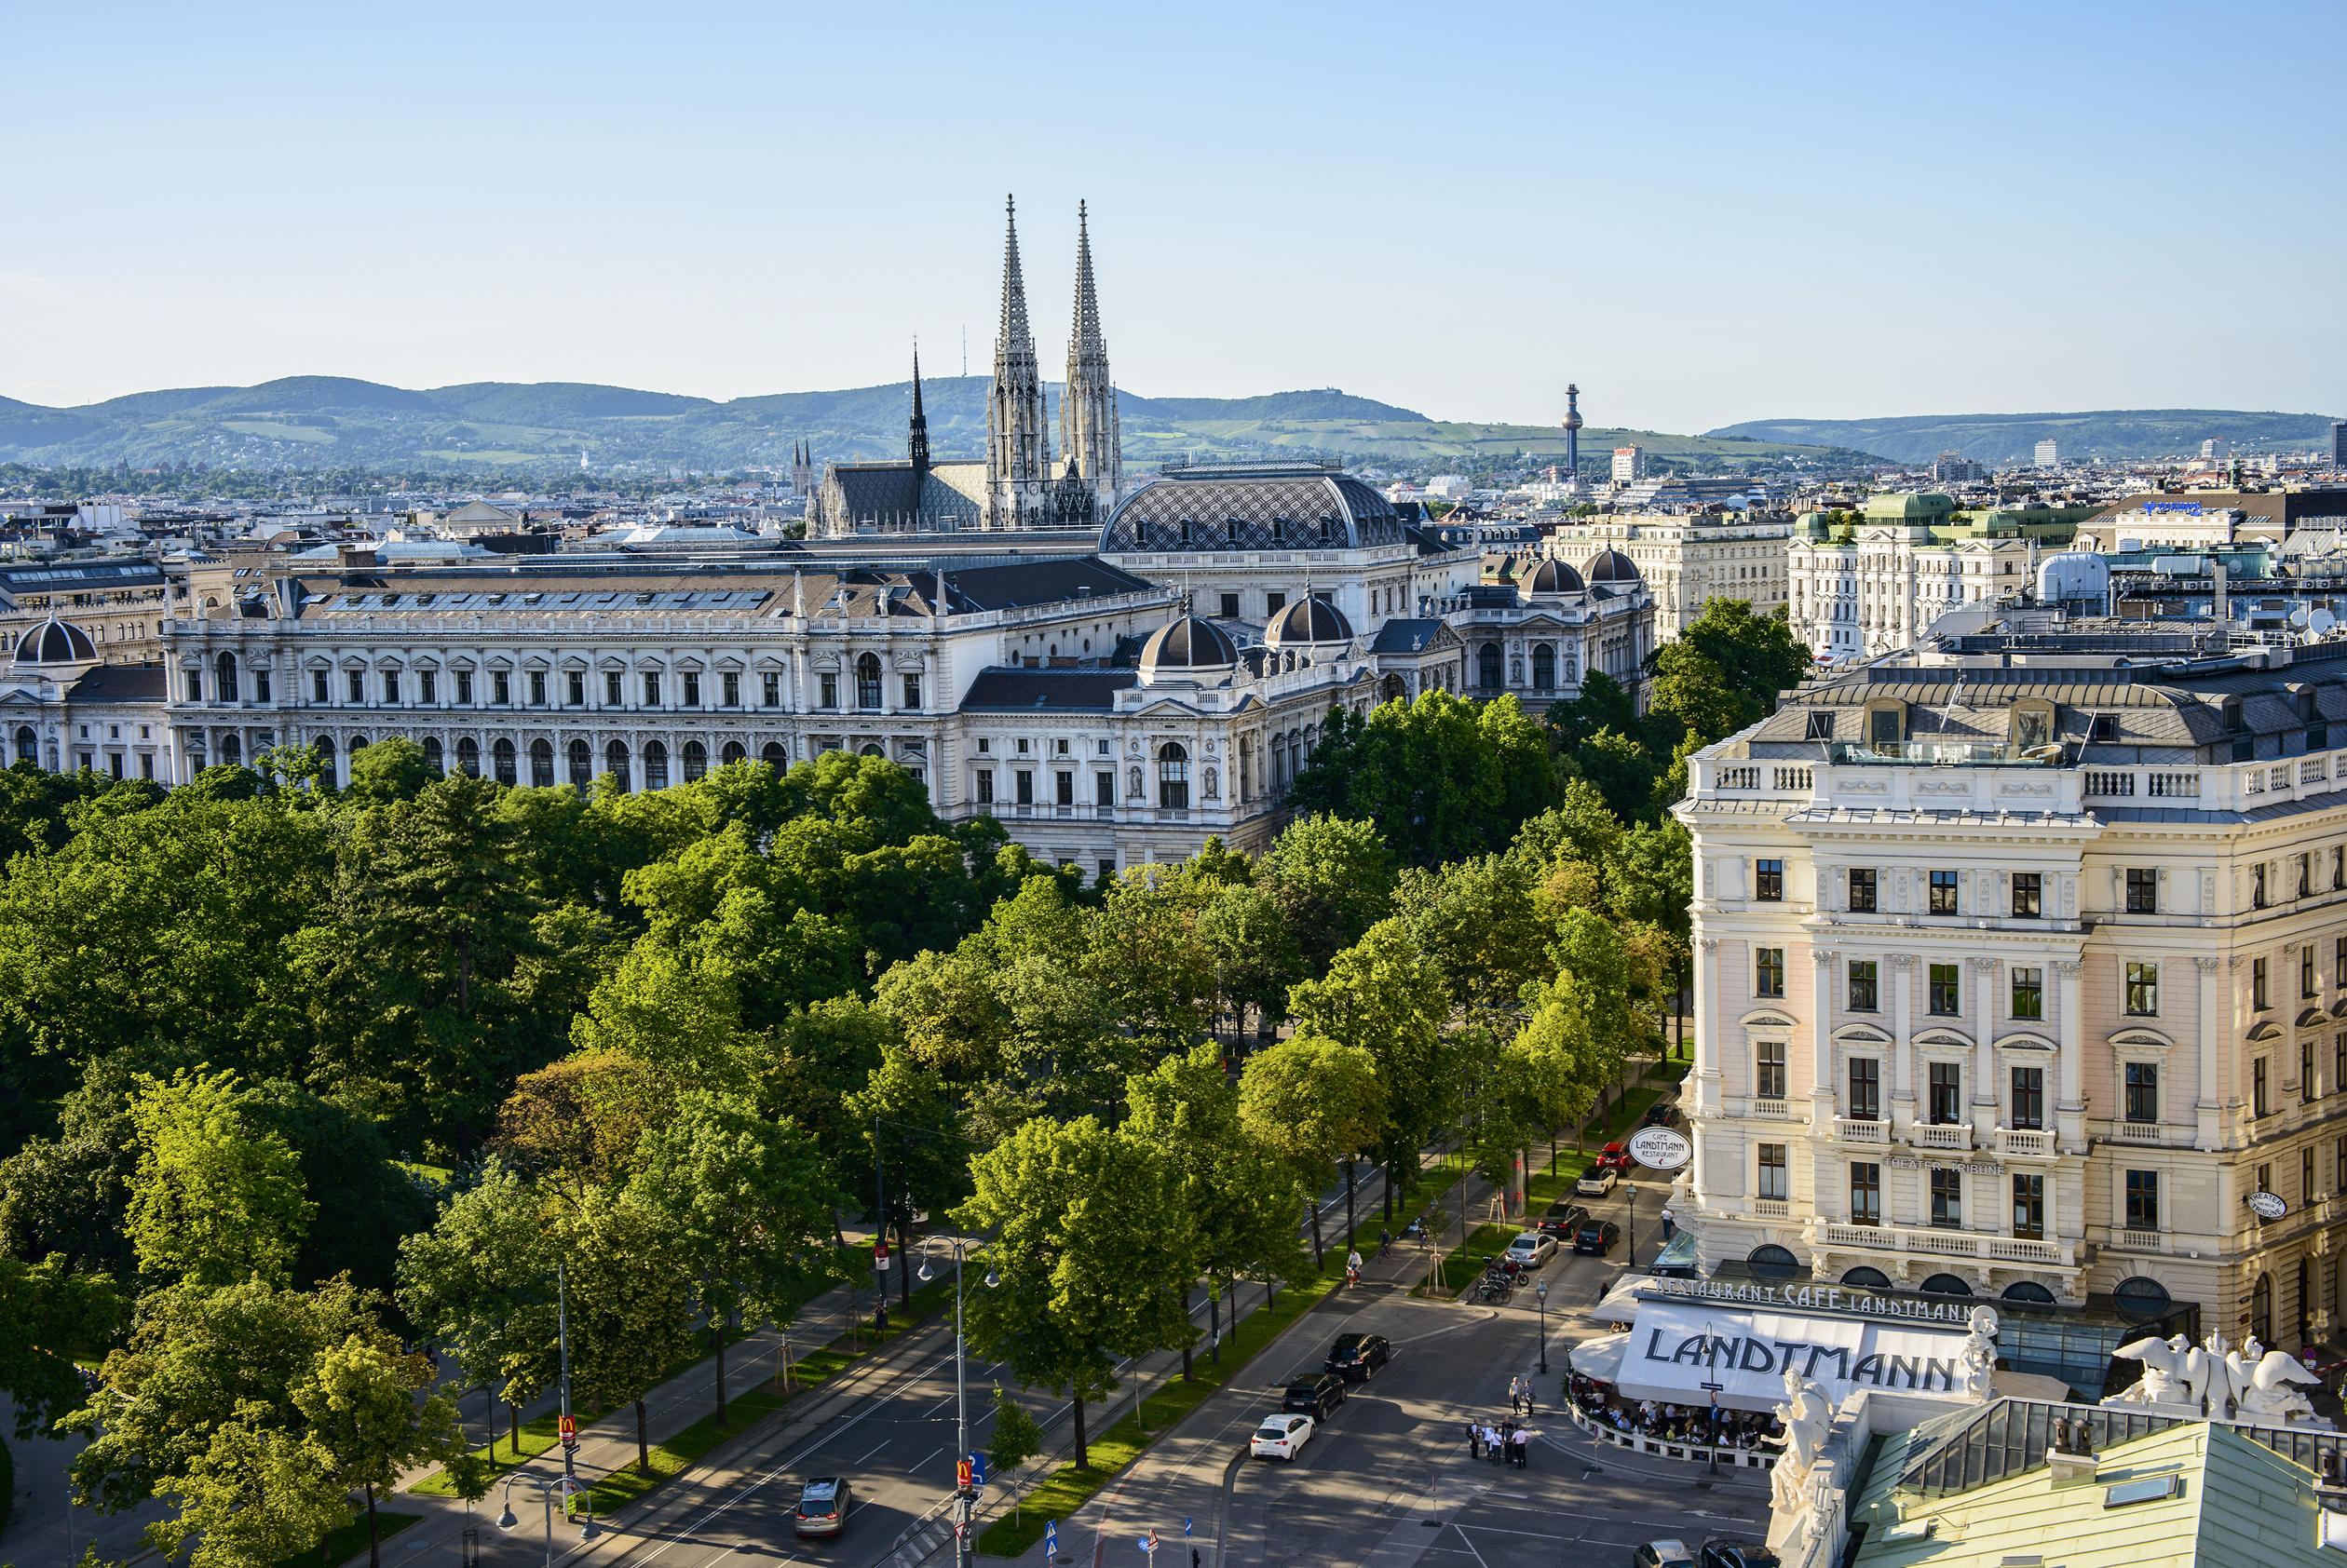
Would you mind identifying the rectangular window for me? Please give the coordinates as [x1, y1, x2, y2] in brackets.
[568, 671, 585, 706]
[1755, 859, 1784, 901]
[186, 671, 202, 702]
[1929, 1168, 1962, 1228]
[1757, 1144, 1788, 1201]
[1095, 770, 1114, 807]
[2306, 1145, 2319, 1206]
[2124, 1170, 2159, 1231]
[1055, 770, 1074, 807]
[490, 670, 508, 705]
[2125, 868, 2158, 913]
[682, 672, 700, 708]
[974, 768, 994, 804]
[311, 669, 329, 703]
[382, 671, 400, 704]
[2012, 872, 2041, 918]
[1929, 962, 1960, 1015]
[2124, 1062, 2158, 1124]
[1848, 960, 1879, 1012]
[2338, 1135, 2347, 1193]
[1928, 1061, 1962, 1125]
[723, 672, 740, 708]
[1756, 1041, 1786, 1101]
[1755, 947, 1784, 997]
[420, 670, 437, 704]
[347, 669, 365, 703]
[1850, 1162, 1881, 1226]
[1219, 592, 1241, 619]
[2254, 864, 2269, 908]
[252, 670, 271, 703]
[455, 669, 474, 705]
[2013, 1173, 2045, 1239]
[1849, 868, 1877, 912]
[2303, 853, 2316, 899]
[642, 673, 660, 707]
[902, 673, 923, 710]
[605, 670, 623, 706]
[2010, 1066, 2044, 1130]
[2338, 936, 2347, 991]
[820, 673, 838, 709]
[2255, 1056, 2271, 1116]
[761, 672, 780, 708]
[522, 670, 539, 706]
[1806, 710, 1836, 740]
[1929, 870, 1959, 914]
[2307, 1035, 2320, 1104]
[2339, 1034, 2347, 1102]
[1014, 769, 1033, 806]
[2255, 957, 2270, 1010]
[2310, 945, 2322, 999]
[2335, 845, 2345, 892]
[1264, 591, 1285, 616]
[2125, 962, 2159, 1016]
[2011, 966, 2043, 1020]
[1850, 1058, 1880, 1120]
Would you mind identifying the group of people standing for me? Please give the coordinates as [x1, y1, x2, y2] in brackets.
[1467, 1376, 1544, 1470]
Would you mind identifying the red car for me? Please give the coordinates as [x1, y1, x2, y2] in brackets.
[1594, 1141, 1637, 1174]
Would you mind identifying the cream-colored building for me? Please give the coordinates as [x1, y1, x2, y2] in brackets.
[1675, 642, 2347, 1366]
[1549, 511, 1792, 641]
[1788, 494, 2038, 664]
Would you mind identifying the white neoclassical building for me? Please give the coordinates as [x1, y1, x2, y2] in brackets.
[1787, 494, 2041, 665]
[1675, 639, 2347, 1388]
[1546, 510, 1793, 642]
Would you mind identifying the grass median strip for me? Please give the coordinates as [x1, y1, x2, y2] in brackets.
[974, 1272, 1339, 1559]
[1411, 1223, 1523, 1297]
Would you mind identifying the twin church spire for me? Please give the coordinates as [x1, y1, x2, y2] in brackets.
[982, 196, 1118, 529]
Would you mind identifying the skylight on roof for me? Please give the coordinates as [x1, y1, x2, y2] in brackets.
[2102, 1473, 2178, 1507]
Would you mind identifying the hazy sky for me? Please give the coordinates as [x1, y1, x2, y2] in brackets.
[9, 1, 2342, 433]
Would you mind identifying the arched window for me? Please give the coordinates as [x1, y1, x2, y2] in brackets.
[492, 737, 517, 785]
[1478, 642, 1501, 691]
[858, 743, 885, 760]
[422, 736, 443, 774]
[215, 651, 237, 700]
[218, 733, 241, 764]
[856, 653, 883, 710]
[1158, 741, 1190, 810]
[761, 741, 786, 774]
[1746, 1244, 1801, 1281]
[1532, 644, 1556, 690]
[2111, 1276, 2170, 1319]
[314, 735, 335, 787]
[682, 738, 708, 782]
[12, 725, 34, 764]
[455, 737, 481, 777]
[644, 738, 670, 790]
[1919, 1273, 1973, 1297]
[530, 738, 554, 788]
[2253, 1271, 2273, 1346]
[721, 741, 745, 767]
[1839, 1266, 1892, 1290]
[566, 738, 591, 788]
[2001, 1280, 2055, 1304]
[605, 740, 631, 792]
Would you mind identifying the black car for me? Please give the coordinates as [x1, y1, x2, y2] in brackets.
[1698, 1543, 1780, 1568]
[1537, 1203, 1590, 1240]
[1282, 1372, 1347, 1418]
[1573, 1218, 1623, 1255]
[1324, 1332, 1391, 1381]
[1643, 1102, 1681, 1129]
[793, 1477, 854, 1538]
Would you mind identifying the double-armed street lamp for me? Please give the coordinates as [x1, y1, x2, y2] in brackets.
[918, 1237, 999, 1568]
[1534, 1277, 1550, 1375]
[495, 1473, 600, 1568]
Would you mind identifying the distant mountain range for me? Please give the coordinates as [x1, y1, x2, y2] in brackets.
[1703, 409, 2344, 467]
[0, 375, 1879, 477]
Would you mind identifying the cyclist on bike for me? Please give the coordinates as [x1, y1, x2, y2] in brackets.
[1345, 1248, 1363, 1288]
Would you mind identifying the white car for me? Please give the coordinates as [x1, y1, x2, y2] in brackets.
[1575, 1168, 1619, 1198]
[1250, 1413, 1314, 1461]
[1505, 1231, 1557, 1267]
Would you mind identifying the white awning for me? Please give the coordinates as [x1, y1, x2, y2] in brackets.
[1611, 1298, 1979, 1413]
[1564, 1331, 1630, 1385]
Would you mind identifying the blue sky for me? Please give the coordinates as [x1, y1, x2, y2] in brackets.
[8, 1, 2342, 433]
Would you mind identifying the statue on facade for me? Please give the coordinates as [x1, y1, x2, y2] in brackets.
[2110, 1333, 2192, 1406]
[1958, 1305, 2001, 1399]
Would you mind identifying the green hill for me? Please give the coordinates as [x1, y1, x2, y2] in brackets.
[0, 375, 1876, 477]
[1704, 408, 2344, 466]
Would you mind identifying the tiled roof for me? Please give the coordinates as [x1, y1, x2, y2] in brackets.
[1367, 618, 1451, 654]
[959, 669, 1137, 710]
[1099, 468, 1407, 552]
[65, 664, 167, 703]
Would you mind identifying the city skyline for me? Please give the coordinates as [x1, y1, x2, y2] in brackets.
[10, 1, 2344, 435]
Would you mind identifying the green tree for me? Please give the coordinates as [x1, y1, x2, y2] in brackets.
[393, 1160, 561, 1455]
[985, 1385, 1047, 1523]
[1236, 1037, 1383, 1268]
[292, 1334, 465, 1568]
[1255, 814, 1396, 979]
[1194, 881, 1299, 1047]
[124, 1068, 314, 1289]
[342, 737, 436, 804]
[1284, 691, 1557, 868]
[150, 1414, 350, 1568]
[955, 1116, 1185, 1470]
[0, 1254, 122, 1437]
[844, 1048, 971, 1311]
[628, 1091, 839, 1423]
[560, 1187, 698, 1474]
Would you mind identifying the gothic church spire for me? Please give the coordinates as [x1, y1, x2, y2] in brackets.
[908, 341, 930, 484]
[1060, 198, 1121, 513]
[984, 195, 1051, 528]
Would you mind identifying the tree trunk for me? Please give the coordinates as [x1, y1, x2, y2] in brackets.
[1208, 1283, 1221, 1365]
[713, 1315, 728, 1426]
[1308, 1192, 1323, 1270]
[635, 1397, 651, 1475]
[1343, 1159, 1357, 1261]
[366, 1481, 381, 1568]
[1072, 1395, 1089, 1471]
[509, 1399, 520, 1456]
[898, 1216, 914, 1309]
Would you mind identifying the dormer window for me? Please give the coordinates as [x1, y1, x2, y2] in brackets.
[2223, 699, 2245, 733]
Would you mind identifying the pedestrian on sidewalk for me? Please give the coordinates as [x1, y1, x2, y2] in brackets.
[1505, 1374, 1520, 1414]
[1513, 1427, 1535, 1470]
[1467, 1421, 1482, 1459]
[1660, 1205, 1675, 1241]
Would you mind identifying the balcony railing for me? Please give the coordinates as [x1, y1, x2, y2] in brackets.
[1996, 1129, 2055, 1158]
[1754, 1199, 1790, 1219]
[2106, 1119, 2181, 1145]
[1834, 1117, 1890, 1144]
[1817, 1221, 2073, 1268]
[2118, 1228, 2164, 1252]
[1913, 1123, 1974, 1152]
[1751, 1097, 1793, 1119]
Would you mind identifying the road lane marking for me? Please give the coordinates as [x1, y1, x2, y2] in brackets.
[907, 1447, 943, 1473]
[1446, 1525, 1495, 1568]
[853, 1440, 889, 1465]
[922, 1396, 955, 1418]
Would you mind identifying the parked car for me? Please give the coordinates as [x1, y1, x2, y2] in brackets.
[1573, 1217, 1623, 1255]
[1643, 1102, 1681, 1129]
[793, 1478, 855, 1538]
[1250, 1413, 1314, 1461]
[1575, 1167, 1620, 1198]
[1504, 1231, 1557, 1268]
[1537, 1203, 1590, 1240]
[1633, 1543, 1697, 1568]
[1324, 1332, 1391, 1381]
[1697, 1543, 1781, 1568]
[1594, 1141, 1637, 1173]
[1282, 1372, 1347, 1419]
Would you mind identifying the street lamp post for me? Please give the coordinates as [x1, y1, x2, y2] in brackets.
[1623, 1183, 1637, 1269]
[920, 1237, 1000, 1568]
[495, 1472, 600, 1568]
[555, 1262, 577, 1482]
[1534, 1277, 1549, 1374]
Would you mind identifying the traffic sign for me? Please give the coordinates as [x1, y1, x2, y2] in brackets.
[1146, 1530, 1160, 1554]
[558, 1415, 577, 1450]
[970, 1453, 988, 1486]
[1046, 1521, 1058, 1557]
[1183, 1520, 1192, 1538]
